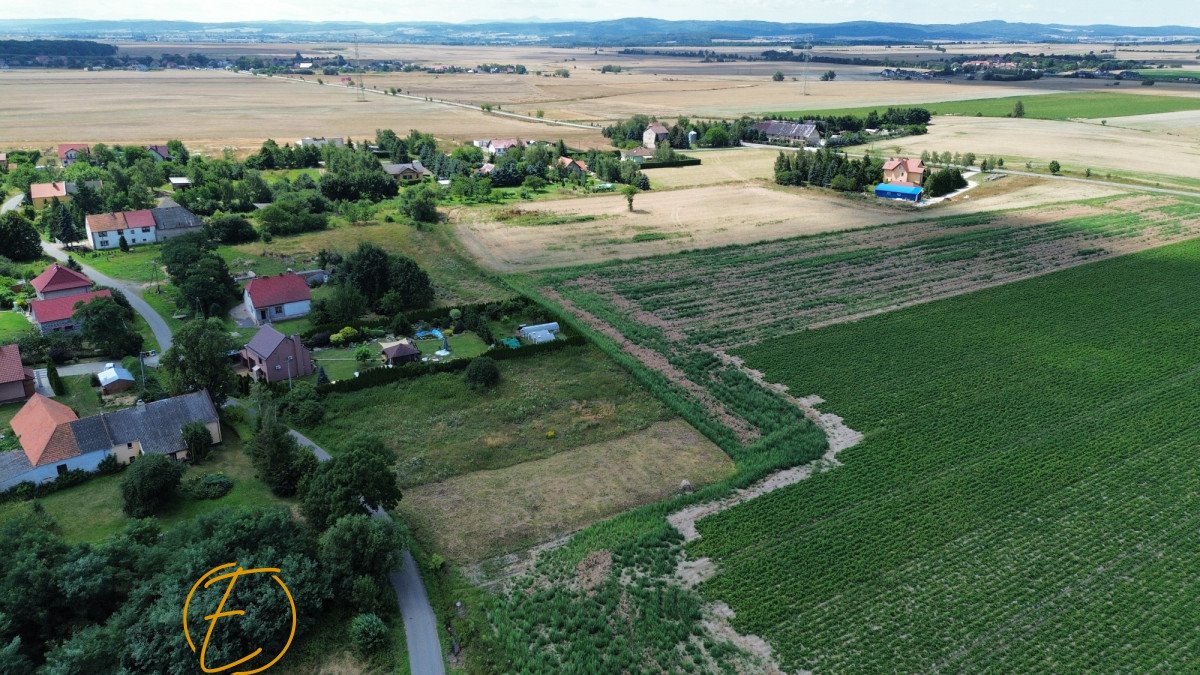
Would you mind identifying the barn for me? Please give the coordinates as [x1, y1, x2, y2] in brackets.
[874, 183, 924, 202]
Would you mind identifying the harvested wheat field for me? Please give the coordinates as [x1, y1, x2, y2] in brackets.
[458, 176, 1124, 271]
[397, 420, 732, 562]
[0, 69, 606, 153]
[646, 148, 778, 189]
[865, 115, 1200, 186]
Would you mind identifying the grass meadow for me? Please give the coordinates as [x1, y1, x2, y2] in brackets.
[773, 91, 1200, 120]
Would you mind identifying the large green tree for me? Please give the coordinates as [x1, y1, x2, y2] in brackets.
[120, 454, 184, 518]
[75, 297, 142, 359]
[0, 211, 42, 261]
[161, 318, 235, 404]
[248, 418, 318, 497]
[300, 437, 401, 531]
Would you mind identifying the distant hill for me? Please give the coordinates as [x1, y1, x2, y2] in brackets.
[0, 18, 1197, 46]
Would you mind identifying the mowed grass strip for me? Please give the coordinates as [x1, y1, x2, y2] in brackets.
[399, 419, 732, 562]
[305, 345, 675, 487]
[771, 91, 1200, 120]
[692, 238, 1200, 672]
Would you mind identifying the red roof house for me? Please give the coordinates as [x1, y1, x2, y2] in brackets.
[0, 344, 34, 403]
[57, 143, 90, 166]
[11, 394, 80, 467]
[243, 273, 312, 325]
[883, 158, 927, 186]
[29, 290, 112, 334]
[30, 264, 92, 300]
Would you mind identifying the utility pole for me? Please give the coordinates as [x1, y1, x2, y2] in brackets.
[800, 34, 813, 96]
[286, 355, 294, 390]
[355, 40, 367, 102]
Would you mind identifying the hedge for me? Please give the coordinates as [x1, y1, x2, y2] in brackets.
[638, 158, 702, 170]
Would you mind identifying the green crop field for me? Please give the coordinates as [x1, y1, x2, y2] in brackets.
[771, 91, 1200, 120]
[1136, 69, 1200, 82]
[688, 238, 1200, 672]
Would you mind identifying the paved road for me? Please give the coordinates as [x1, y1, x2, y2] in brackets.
[288, 430, 446, 675]
[40, 242, 174, 353]
[1, 193, 24, 213]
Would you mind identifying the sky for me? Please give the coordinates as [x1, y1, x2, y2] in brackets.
[2, 0, 1197, 27]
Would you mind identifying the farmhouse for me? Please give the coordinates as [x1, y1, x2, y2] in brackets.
[243, 272, 312, 325]
[29, 290, 112, 334]
[382, 341, 421, 366]
[0, 391, 220, 490]
[874, 183, 924, 202]
[752, 121, 822, 147]
[240, 325, 314, 383]
[882, 157, 926, 186]
[31, 263, 92, 300]
[0, 344, 35, 404]
[643, 122, 669, 149]
[383, 161, 433, 184]
[84, 200, 202, 249]
[57, 143, 89, 166]
[486, 139, 522, 156]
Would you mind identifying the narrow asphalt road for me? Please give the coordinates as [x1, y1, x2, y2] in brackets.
[1, 193, 24, 213]
[288, 429, 446, 675]
[40, 242, 174, 353]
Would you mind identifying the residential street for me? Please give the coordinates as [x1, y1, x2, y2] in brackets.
[1, 193, 24, 214]
[288, 429, 446, 675]
[39, 241, 174, 353]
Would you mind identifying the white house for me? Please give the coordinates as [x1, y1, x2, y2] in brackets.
[85, 210, 157, 250]
[243, 273, 313, 325]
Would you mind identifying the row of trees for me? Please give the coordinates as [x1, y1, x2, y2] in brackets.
[774, 150, 885, 193]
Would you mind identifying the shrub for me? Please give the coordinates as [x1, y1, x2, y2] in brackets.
[183, 473, 234, 500]
[349, 613, 390, 656]
[464, 357, 500, 390]
[181, 421, 213, 463]
[280, 381, 325, 427]
[120, 454, 185, 518]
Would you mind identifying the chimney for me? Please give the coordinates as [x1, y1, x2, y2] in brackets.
[136, 399, 146, 413]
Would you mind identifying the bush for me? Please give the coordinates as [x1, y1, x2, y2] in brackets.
[183, 473, 234, 500]
[464, 357, 500, 390]
[280, 381, 325, 427]
[120, 454, 185, 518]
[349, 613, 390, 656]
[181, 421, 213, 463]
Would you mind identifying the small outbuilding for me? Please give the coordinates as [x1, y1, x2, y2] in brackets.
[874, 183, 924, 202]
[518, 322, 560, 338]
[382, 342, 421, 366]
[98, 363, 136, 395]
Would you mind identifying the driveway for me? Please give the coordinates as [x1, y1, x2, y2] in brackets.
[40, 242, 174, 353]
[288, 429, 446, 675]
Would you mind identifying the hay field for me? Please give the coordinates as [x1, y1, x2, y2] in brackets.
[456, 176, 1124, 271]
[864, 115, 1200, 185]
[0, 69, 606, 153]
[645, 147, 778, 188]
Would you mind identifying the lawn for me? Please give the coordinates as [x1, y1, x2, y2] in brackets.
[0, 424, 287, 543]
[771, 91, 1200, 120]
[0, 311, 32, 343]
[692, 238, 1200, 672]
[77, 245, 165, 284]
[312, 346, 378, 382]
[305, 345, 674, 487]
[413, 331, 489, 359]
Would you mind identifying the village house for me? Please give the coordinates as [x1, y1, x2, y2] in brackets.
[0, 344, 35, 404]
[882, 158, 926, 186]
[0, 391, 220, 490]
[643, 122, 669, 149]
[298, 136, 345, 148]
[240, 325, 314, 383]
[383, 161, 433, 184]
[486, 139, 522, 156]
[751, 121, 822, 147]
[30, 263, 92, 300]
[57, 143, 90, 167]
[146, 145, 172, 161]
[557, 156, 589, 176]
[29, 180, 104, 209]
[84, 199, 202, 250]
[621, 147, 655, 164]
[243, 272, 312, 325]
[29, 290, 112, 334]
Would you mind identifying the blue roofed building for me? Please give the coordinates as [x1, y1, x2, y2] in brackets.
[875, 183, 924, 202]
